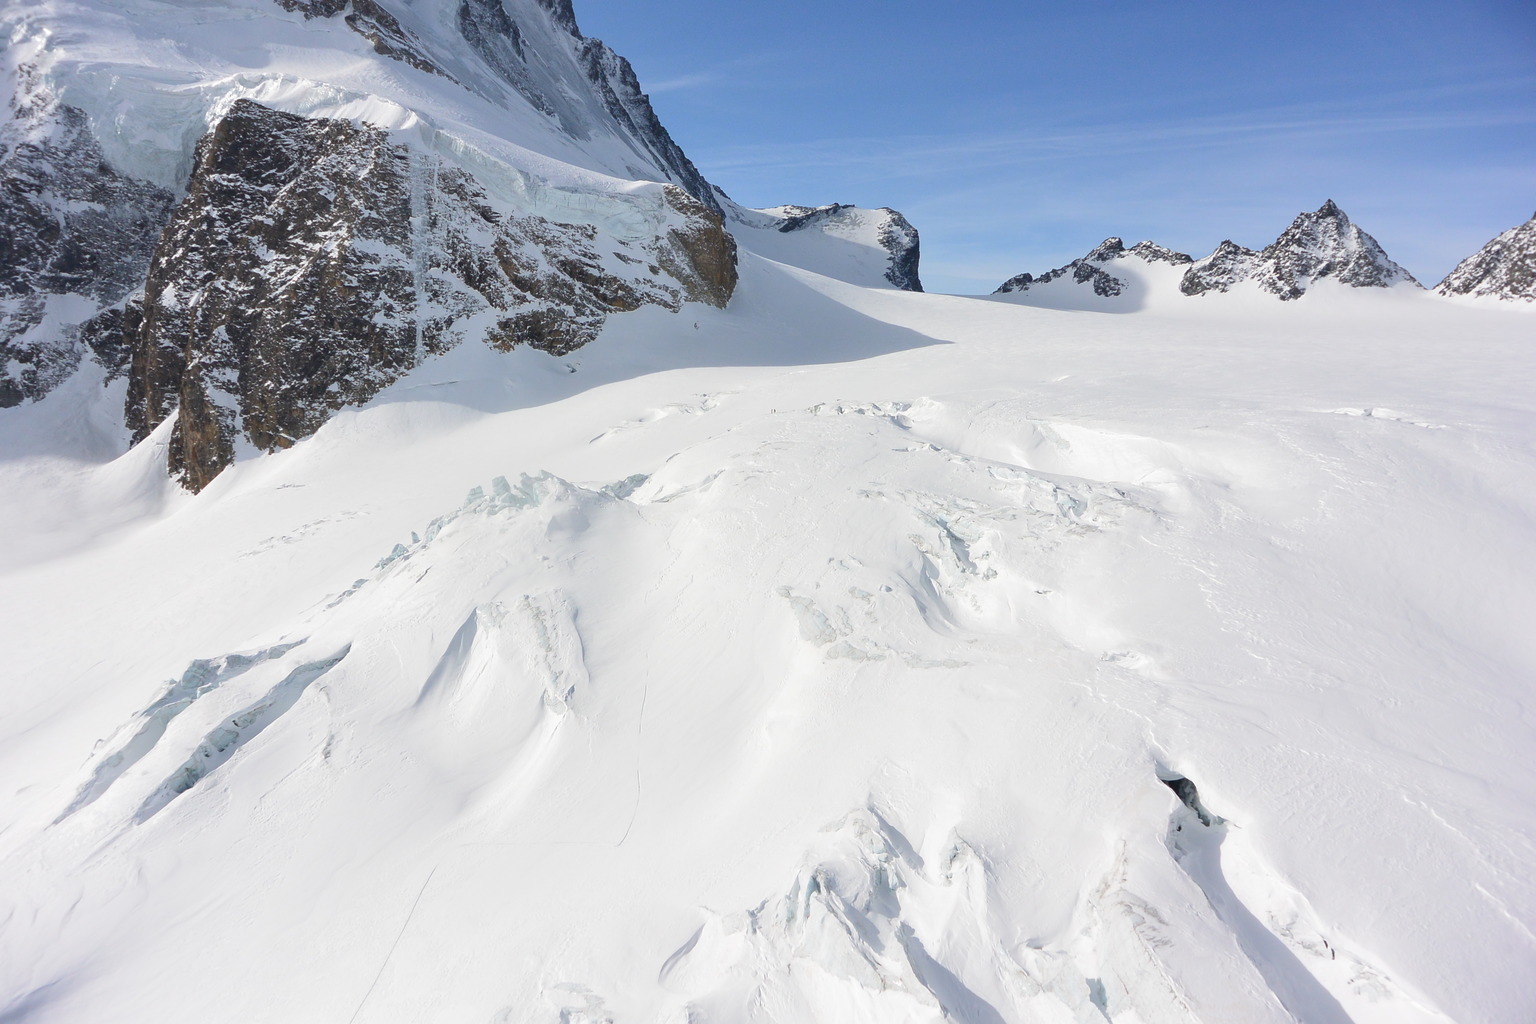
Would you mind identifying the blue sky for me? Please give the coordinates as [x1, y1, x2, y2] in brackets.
[576, 0, 1536, 294]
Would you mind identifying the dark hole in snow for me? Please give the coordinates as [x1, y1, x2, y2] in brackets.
[1086, 978, 1110, 1018]
[1159, 773, 1219, 827]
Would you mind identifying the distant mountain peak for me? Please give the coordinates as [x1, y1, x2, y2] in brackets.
[1436, 213, 1536, 302]
[749, 203, 924, 291]
[998, 202, 1417, 304]
[995, 236, 1191, 297]
[1183, 201, 1418, 300]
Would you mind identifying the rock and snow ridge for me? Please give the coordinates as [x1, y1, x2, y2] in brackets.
[0, 0, 750, 489]
[996, 237, 1193, 299]
[1435, 212, 1536, 302]
[0, 68, 175, 408]
[117, 99, 734, 490]
[996, 201, 1421, 303]
[774, 203, 924, 292]
[725, 202, 925, 292]
[0, 0, 934, 490]
[1182, 200, 1419, 299]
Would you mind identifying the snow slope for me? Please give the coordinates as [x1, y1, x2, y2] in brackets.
[728, 203, 924, 291]
[1, 252, 1533, 1024]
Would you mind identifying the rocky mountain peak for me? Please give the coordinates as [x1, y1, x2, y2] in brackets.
[995, 236, 1192, 298]
[1083, 237, 1126, 262]
[1124, 240, 1194, 265]
[1435, 213, 1536, 302]
[1183, 201, 1418, 299]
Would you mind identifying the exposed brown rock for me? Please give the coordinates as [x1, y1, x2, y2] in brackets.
[119, 100, 735, 491]
[659, 185, 739, 308]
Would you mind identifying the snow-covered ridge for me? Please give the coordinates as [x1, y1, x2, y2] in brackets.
[728, 202, 925, 291]
[996, 237, 1193, 299]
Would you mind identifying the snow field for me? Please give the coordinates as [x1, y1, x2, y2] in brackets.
[0, 254, 1534, 1022]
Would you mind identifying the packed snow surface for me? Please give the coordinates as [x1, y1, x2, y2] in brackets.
[1, 254, 1535, 1024]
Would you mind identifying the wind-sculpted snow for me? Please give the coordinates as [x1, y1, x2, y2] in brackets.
[135, 647, 351, 821]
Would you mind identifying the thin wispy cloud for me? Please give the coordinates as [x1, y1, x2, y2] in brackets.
[697, 94, 1536, 182]
[646, 73, 716, 94]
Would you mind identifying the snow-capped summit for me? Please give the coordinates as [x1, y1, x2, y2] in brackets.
[1435, 213, 1536, 302]
[1182, 200, 1420, 299]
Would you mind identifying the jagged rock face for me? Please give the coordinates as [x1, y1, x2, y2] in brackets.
[1176, 240, 1263, 297]
[1122, 239, 1194, 266]
[571, 34, 722, 217]
[878, 211, 923, 292]
[123, 101, 417, 490]
[1436, 214, 1536, 302]
[0, 71, 174, 406]
[119, 100, 735, 491]
[458, 0, 720, 214]
[777, 204, 924, 291]
[276, 0, 720, 215]
[275, 0, 464, 78]
[1183, 200, 1418, 300]
[995, 237, 1191, 297]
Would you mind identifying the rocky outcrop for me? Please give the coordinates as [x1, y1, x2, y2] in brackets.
[0, 71, 174, 406]
[1182, 200, 1418, 299]
[1175, 240, 1263, 297]
[995, 237, 1191, 297]
[275, 0, 455, 78]
[1435, 214, 1536, 302]
[1121, 239, 1195, 266]
[777, 204, 923, 291]
[114, 100, 734, 491]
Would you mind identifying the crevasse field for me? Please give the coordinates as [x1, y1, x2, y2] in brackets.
[2, 251, 1533, 1023]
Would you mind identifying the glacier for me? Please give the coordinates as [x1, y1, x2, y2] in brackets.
[0, 0, 1534, 1021]
[2, 252, 1534, 1023]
